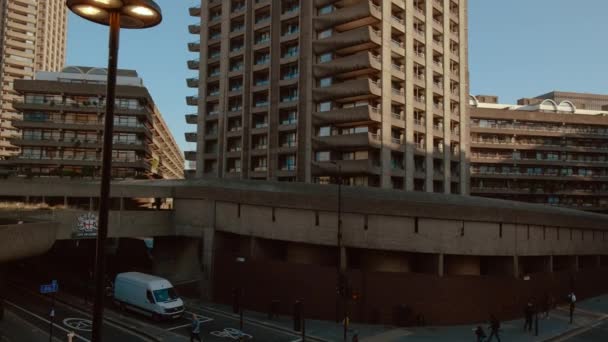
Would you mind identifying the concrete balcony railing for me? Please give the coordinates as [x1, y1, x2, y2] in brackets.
[314, 0, 341, 7]
[312, 159, 381, 176]
[313, 51, 381, 78]
[186, 96, 199, 106]
[188, 24, 200, 34]
[189, 5, 201, 17]
[186, 77, 199, 88]
[313, 26, 381, 55]
[187, 59, 199, 70]
[312, 78, 381, 102]
[185, 114, 198, 124]
[312, 105, 381, 126]
[188, 40, 200, 52]
[314, 0, 381, 32]
[185, 132, 197, 143]
[184, 151, 197, 161]
[312, 132, 381, 150]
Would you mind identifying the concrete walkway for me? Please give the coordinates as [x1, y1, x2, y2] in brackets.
[187, 294, 608, 342]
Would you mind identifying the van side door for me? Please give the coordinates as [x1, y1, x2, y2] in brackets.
[145, 289, 157, 315]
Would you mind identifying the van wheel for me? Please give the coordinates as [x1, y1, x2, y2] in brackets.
[119, 302, 126, 312]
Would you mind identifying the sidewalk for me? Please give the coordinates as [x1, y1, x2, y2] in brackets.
[0, 309, 62, 342]
[186, 294, 608, 342]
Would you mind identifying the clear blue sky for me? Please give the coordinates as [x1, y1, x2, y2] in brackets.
[66, 1, 608, 153]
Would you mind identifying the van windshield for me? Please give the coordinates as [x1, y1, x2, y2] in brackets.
[153, 287, 179, 303]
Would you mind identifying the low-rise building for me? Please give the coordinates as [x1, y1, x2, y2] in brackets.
[0, 66, 184, 179]
[470, 95, 608, 213]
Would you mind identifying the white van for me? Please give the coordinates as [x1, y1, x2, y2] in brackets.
[113, 272, 184, 320]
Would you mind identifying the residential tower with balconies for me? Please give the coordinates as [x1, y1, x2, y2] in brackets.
[470, 95, 608, 213]
[187, 0, 469, 193]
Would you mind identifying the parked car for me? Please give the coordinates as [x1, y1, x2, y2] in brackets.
[113, 272, 184, 320]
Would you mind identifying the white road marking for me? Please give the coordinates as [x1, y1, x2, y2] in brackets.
[188, 305, 304, 338]
[4, 300, 90, 342]
[166, 312, 213, 331]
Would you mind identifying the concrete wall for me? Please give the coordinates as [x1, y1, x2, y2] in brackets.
[174, 199, 608, 258]
[0, 221, 57, 262]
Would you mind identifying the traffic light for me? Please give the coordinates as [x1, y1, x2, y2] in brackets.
[338, 274, 347, 297]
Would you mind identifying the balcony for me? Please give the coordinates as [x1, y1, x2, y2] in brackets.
[188, 40, 200, 52]
[314, 0, 381, 32]
[185, 132, 197, 143]
[313, 78, 381, 102]
[312, 105, 381, 126]
[186, 77, 199, 88]
[313, 51, 381, 79]
[189, 6, 201, 16]
[314, 26, 381, 55]
[312, 159, 381, 176]
[188, 24, 201, 34]
[312, 132, 381, 150]
[185, 114, 198, 124]
[184, 151, 197, 161]
[186, 96, 199, 106]
[187, 59, 199, 70]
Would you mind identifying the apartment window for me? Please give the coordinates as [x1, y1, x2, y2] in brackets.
[319, 77, 332, 87]
[318, 29, 333, 39]
[318, 5, 334, 15]
[280, 87, 299, 103]
[280, 154, 296, 171]
[252, 156, 268, 171]
[280, 109, 297, 125]
[318, 102, 332, 112]
[281, 20, 299, 36]
[281, 64, 299, 80]
[280, 132, 297, 147]
[317, 126, 330, 137]
[318, 53, 333, 63]
[255, 30, 271, 44]
[282, 43, 299, 58]
[315, 151, 330, 161]
[227, 159, 242, 172]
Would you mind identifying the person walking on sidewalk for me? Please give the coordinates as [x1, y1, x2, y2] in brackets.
[486, 315, 501, 342]
[568, 292, 576, 324]
[523, 301, 534, 332]
[474, 325, 486, 342]
[543, 293, 551, 318]
[191, 313, 202, 342]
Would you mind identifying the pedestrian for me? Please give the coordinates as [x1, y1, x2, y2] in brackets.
[486, 315, 501, 342]
[543, 293, 551, 318]
[191, 313, 202, 342]
[474, 325, 486, 342]
[523, 301, 534, 332]
[568, 292, 576, 324]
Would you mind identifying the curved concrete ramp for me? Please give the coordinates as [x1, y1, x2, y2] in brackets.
[0, 220, 57, 262]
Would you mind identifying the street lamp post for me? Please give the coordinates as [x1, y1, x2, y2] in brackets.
[329, 161, 346, 341]
[65, 1, 161, 341]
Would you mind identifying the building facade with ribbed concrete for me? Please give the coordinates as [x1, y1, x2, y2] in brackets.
[0, 67, 184, 179]
[186, 0, 469, 194]
[0, 0, 67, 159]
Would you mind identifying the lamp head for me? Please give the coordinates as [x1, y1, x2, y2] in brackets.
[67, 0, 162, 29]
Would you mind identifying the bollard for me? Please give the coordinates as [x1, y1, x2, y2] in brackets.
[240, 309, 244, 331]
[294, 300, 302, 332]
[67, 331, 75, 342]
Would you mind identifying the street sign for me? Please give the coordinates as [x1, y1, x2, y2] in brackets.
[40, 280, 59, 294]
